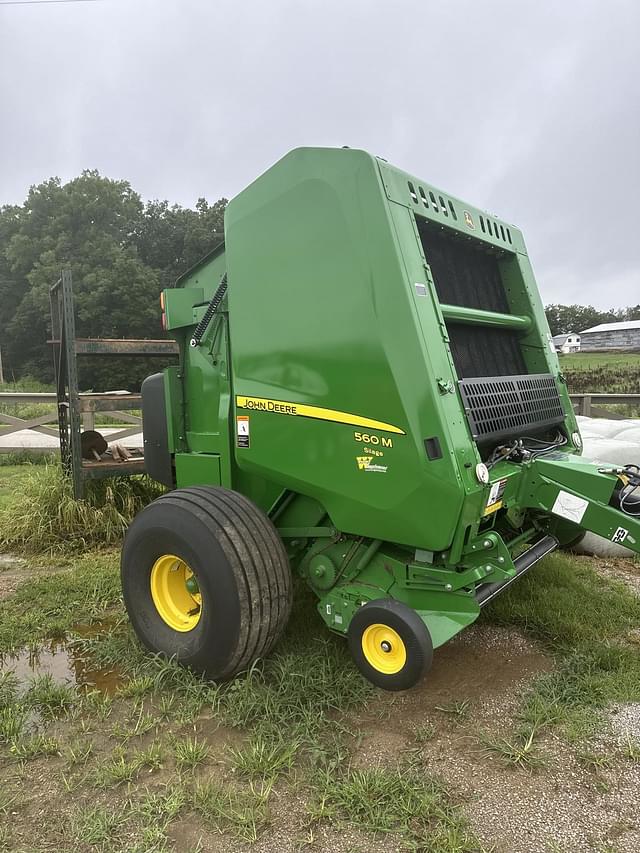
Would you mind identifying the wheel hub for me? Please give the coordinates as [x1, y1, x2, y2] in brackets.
[361, 623, 407, 674]
[150, 554, 202, 633]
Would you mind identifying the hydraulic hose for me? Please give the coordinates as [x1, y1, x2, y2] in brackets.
[189, 273, 228, 348]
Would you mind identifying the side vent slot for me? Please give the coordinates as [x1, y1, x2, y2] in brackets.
[408, 182, 418, 204]
[418, 186, 429, 208]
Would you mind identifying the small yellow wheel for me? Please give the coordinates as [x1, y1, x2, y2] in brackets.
[150, 554, 202, 632]
[348, 599, 432, 691]
[361, 624, 407, 674]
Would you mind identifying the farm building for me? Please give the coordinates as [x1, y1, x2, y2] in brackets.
[553, 331, 581, 353]
[580, 319, 640, 351]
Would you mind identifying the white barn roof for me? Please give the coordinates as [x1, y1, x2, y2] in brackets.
[580, 320, 640, 334]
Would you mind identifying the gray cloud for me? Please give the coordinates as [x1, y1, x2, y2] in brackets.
[1, 0, 638, 306]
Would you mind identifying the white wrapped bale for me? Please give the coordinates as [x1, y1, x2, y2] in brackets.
[573, 417, 640, 558]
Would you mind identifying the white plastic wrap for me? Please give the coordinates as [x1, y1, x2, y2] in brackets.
[573, 417, 639, 557]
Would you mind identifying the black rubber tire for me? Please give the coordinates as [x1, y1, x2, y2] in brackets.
[121, 486, 292, 680]
[347, 599, 433, 692]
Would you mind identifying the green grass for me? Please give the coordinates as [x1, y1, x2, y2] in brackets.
[10, 734, 59, 760]
[309, 766, 477, 850]
[0, 464, 30, 508]
[559, 351, 640, 411]
[479, 726, 545, 770]
[191, 778, 272, 843]
[172, 735, 210, 771]
[559, 352, 640, 370]
[484, 552, 640, 740]
[0, 465, 162, 554]
[0, 550, 120, 652]
[227, 730, 300, 781]
[25, 674, 76, 718]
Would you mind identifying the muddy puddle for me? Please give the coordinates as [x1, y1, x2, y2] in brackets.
[0, 634, 125, 695]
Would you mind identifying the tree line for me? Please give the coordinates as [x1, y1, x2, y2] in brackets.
[1, 171, 638, 389]
[0, 171, 225, 389]
[545, 304, 640, 337]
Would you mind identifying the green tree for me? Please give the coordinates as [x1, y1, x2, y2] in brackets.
[0, 171, 226, 388]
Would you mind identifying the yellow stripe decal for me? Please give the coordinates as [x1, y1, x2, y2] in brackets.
[235, 395, 405, 435]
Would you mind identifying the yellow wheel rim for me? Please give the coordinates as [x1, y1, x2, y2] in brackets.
[150, 554, 202, 632]
[361, 623, 406, 674]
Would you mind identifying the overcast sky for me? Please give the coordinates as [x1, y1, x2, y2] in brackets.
[1, 0, 638, 307]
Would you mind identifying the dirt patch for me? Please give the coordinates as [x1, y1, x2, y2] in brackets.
[590, 555, 640, 596]
[350, 624, 640, 853]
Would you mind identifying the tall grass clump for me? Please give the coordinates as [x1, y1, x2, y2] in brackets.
[0, 465, 163, 553]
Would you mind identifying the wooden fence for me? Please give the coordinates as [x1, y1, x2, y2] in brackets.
[0, 392, 142, 453]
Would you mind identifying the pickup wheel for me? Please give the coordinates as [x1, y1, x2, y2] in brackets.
[121, 486, 292, 680]
[347, 599, 433, 691]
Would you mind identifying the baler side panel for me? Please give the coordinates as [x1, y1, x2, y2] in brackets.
[225, 148, 465, 551]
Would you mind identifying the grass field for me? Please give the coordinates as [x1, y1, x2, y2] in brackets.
[0, 465, 639, 852]
[559, 351, 640, 416]
[559, 352, 640, 371]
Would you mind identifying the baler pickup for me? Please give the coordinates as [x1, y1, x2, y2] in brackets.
[119, 146, 639, 691]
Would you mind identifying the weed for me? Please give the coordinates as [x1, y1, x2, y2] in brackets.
[576, 749, 613, 772]
[134, 739, 165, 771]
[0, 705, 27, 742]
[82, 689, 113, 721]
[72, 804, 126, 845]
[228, 731, 299, 780]
[435, 699, 470, 719]
[309, 765, 476, 849]
[479, 727, 545, 770]
[0, 464, 162, 554]
[192, 778, 272, 842]
[485, 554, 640, 742]
[94, 751, 141, 788]
[111, 701, 158, 741]
[133, 783, 188, 824]
[411, 722, 437, 744]
[0, 672, 18, 708]
[64, 739, 94, 766]
[25, 674, 75, 718]
[622, 735, 640, 761]
[117, 675, 155, 699]
[10, 734, 59, 759]
[173, 735, 210, 771]
[158, 694, 176, 720]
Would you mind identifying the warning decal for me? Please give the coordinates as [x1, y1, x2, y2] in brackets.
[551, 490, 588, 524]
[236, 415, 250, 448]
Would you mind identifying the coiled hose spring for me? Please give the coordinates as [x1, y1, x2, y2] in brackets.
[189, 273, 228, 348]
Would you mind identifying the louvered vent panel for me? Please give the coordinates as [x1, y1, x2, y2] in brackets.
[459, 373, 564, 442]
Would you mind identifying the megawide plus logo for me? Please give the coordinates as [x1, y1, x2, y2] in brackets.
[356, 456, 388, 473]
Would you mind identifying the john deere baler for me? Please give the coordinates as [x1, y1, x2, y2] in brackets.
[122, 147, 640, 690]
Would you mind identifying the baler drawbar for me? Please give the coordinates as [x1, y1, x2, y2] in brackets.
[120, 147, 640, 690]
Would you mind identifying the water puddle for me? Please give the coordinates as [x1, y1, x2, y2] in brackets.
[0, 633, 125, 695]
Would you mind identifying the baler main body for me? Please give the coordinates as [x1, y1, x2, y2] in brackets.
[131, 147, 640, 688]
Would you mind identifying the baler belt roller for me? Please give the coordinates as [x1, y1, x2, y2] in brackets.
[476, 534, 559, 607]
